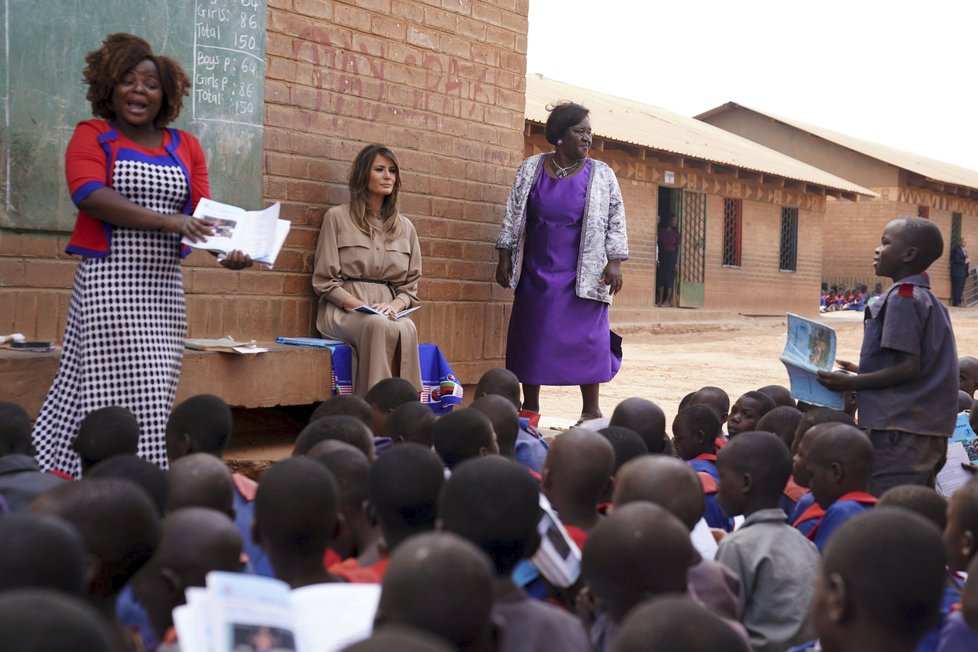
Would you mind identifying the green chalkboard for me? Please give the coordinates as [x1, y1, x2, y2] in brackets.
[0, 0, 266, 231]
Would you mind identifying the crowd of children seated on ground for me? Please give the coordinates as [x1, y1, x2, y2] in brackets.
[819, 283, 885, 312]
[1, 365, 976, 652]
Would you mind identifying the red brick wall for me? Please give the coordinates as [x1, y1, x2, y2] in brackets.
[524, 132, 825, 316]
[0, 0, 529, 385]
[822, 189, 978, 302]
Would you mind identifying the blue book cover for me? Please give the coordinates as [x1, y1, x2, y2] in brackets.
[780, 313, 845, 410]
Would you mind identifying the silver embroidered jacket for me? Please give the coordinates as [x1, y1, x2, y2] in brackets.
[495, 154, 628, 304]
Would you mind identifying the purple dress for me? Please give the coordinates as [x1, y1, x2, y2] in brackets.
[506, 161, 622, 385]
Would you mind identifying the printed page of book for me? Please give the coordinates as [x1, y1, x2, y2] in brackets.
[184, 198, 281, 261]
[937, 441, 976, 496]
[781, 313, 845, 409]
[203, 572, 296, 652]
[289, 583, 380, 652]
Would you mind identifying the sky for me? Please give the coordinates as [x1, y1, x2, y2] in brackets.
[526, 0, 978, 173]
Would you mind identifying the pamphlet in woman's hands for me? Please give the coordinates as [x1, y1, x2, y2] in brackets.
[354, 305, 420, 319]
[183, 198, 291, 267]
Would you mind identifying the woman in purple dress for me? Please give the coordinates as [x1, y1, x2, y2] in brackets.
[495, 102, 628, 424]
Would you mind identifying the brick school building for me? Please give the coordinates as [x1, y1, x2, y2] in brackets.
[524, 75, 873, 318]
[697, 102, 978, 302]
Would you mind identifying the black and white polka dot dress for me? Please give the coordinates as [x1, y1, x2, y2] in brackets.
[33, 151, 190, 477]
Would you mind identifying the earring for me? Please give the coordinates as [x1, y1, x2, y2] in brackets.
[557, 139, 563, 145]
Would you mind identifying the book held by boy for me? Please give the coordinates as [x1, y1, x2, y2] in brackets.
[780, 313, 846, 410]
[182, 198, 291, 268]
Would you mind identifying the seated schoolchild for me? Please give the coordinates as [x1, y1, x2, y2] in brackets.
[597, 426, 648, 474]
[757, 385, 797, 409]
[541, 428, 615, 547]
[72, 406, 140, 476]
[364, 377, 419, 447]
[811, 510, 945, 652]
[929, 477, 978, 651]
[471, 395, 522, 463]
[332, 443, 445, 583]
[958, 390, 974, 413]
[310, 446, 378, 567]
[581, 502, 696, 652]
[374, 532, 496, 652]
[474, 368, 548, 473]
[341, 625, 455, 652]
[938, 554, 978, 651]
[131, 508, 242, 648]
[432, 408, 498, 471]
[165, 453, 235, 517]
[440, 456, 591, 652]
[293, 415, 376, 461]
[87, 455, 168, 517]
[609, 397, 668, 454]
[687, 386, 730, 450]
[165, 394, 272, 577]
[0, 590, 117, 652]
[756, 405, 805, 513]
[0, 402, 66, 511]
[0, 512, 88, 596]
[253, 457, 344, 588]
[959, 356, 978, 398]
[31, 477, 161, 650]
[715, 431, 821, 652]
[384, 401, 437, 449]
[802, 424, 877, 552]
[877, 485, 950, 652]
[614, 596, 750, 652]
[726, 391, 776, 438]
[788, 409, 856, 536]
[672, 405, 733, 531]
[613, 455, 740, 621]
[309, 394, 374, 428]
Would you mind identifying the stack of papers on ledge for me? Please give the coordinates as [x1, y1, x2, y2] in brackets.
[185, 337, 267, 355]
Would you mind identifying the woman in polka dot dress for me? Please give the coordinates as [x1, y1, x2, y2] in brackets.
[32, 33, 251, 477]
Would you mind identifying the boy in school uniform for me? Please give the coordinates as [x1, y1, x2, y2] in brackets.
[937, 554, 978, 651]
[474, 368, 549, 473]
[726, 391, 776, 438]
[384, 401, 437, 449]
[715, 431, 821, 652]
[818, 217, 958, 495]
[688, 386, 731, 450]
[803, 424, 878, 552]
[310, 446, 379, 566]
[757, 406, 806, 514]
[788, 411, 857, 537]
[0, 402, 66, 511]
[364, 377, 419, 446]
[440, 456, 591, 652]
[671, 405, 733, 531]
[165, 394, 273, 577]
[609, 397, 669, 455]
[541, 427, 615, 547]
[810, 509, 946, 652]
[939, 479, 978, 628]
[73, 406, 140, 476]
[615, 597, 750, 652]
[432, 408, 499, 471]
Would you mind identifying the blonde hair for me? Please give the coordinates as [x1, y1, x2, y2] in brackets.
[348, 144, 402, 239]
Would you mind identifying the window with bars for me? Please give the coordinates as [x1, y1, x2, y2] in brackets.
[779, 207, 799, 272]
[722, 198, 742, 267]
[918, 205, 930, 219]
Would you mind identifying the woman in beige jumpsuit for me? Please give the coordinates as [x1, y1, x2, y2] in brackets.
[312, 144, 422, 396]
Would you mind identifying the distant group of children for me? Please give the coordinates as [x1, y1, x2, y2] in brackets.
[819, 283, 883, 312]
[0, 214, 973, 652]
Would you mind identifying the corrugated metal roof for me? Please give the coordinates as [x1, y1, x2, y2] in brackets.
[525, 74, 875, 197]
[696, 102, 978, 192]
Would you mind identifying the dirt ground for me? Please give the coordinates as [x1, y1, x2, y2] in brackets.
[535, 306, 978, 430]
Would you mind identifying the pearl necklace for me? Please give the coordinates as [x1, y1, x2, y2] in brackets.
[551, 156, 583, 178]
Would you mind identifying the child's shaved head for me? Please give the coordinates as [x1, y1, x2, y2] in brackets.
[805, 425, 874, 508]
[376, 532, 494, 651]
[582, 502, 693, 622]
[431, 408, 498, 470]
[689, 386, 730, 423]
[0, 512, 88, 596]
[87, 455, 169, 517]
[757, 385, 796, 408]
[817, 509, 945, 648]
[440, 456, 540, 574]
[165, 453, 234, 516]
[165, 394, 232, 461]
[0, 590, 117, 652]
[385, 401, 437, 448]
[369, 443, 445, 552]
[470, 395, 520, 459]
[293, 415, 375, 460]
[542, 428, 614, 529]
[610, 398, 667, 453]
[612, 455, 705, 531]
[474, 368, 521, 410]
[791, 408, 855, 454]
[877, 485, 947, 532]
[716, 431, 792, 517]
[615, 596, 749, 652]
[944, 477, 978, 573]
[672, 404, 722, 461]
[598, 426, 648, 472]
[756, 405, 803, 450]
[74, 406, 140, 473]
[309, 395, 373, 428]
[893, 216, 944, 270]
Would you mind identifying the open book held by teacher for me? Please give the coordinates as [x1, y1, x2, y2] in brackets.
[183, 198, 291, 267]
[354, 305, 420, 320]
[781, 313, 846, 410]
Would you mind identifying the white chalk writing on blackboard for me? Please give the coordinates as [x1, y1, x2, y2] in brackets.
[192, 0, 264, 128]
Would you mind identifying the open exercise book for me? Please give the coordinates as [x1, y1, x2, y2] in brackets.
[173, 572, 380, 652]
[183, 198, 291, 267]
[780, 313, 846, 410]
[354, 305, 420, 319]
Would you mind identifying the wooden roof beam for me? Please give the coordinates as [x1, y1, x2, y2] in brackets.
[806, 184, 826, 196]
[762, 174, 785, 187]
[841, 192, 859, 202]
[684, 159, 711, 172]
[784, 179, 806, 191]
[712, 163, 737, 176]
[737, 169, 762, 182]
[825, 188, 842, 199]
[924, 180, 944, 192]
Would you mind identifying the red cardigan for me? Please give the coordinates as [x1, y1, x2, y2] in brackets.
[65, 119, 209, 257]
